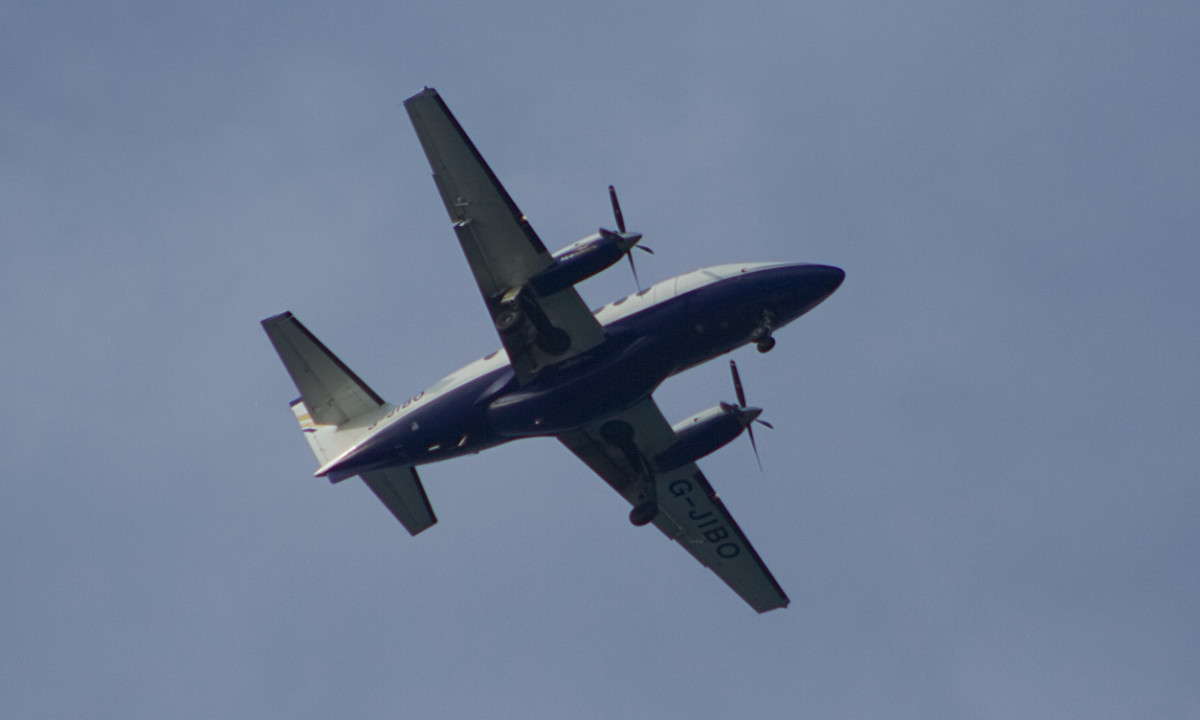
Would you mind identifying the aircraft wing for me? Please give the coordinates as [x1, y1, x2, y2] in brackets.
[558, 397, 790, 613]
[404, 88, 606, 384]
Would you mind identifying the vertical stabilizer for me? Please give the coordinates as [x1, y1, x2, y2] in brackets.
[290, 398, 362, 467]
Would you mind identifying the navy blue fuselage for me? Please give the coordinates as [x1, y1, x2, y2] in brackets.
[326, 263, 843, 480]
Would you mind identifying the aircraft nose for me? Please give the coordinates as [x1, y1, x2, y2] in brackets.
[807, 264, 845, 299]
[767, 263, 845, 319]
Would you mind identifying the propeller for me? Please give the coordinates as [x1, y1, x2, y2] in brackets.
[608, 185, 653, 290]
[729, 360, 774, 471]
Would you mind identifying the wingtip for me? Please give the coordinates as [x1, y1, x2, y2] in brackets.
[260, 311, 294, 327]
[404, 86, 440, 105]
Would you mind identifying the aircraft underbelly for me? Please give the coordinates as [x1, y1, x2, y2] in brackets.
[485, 336, 672, 437]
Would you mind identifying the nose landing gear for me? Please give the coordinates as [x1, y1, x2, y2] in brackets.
[748, 310, 776, 353]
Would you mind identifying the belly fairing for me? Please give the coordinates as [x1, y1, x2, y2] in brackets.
[486, 333, 673, 436]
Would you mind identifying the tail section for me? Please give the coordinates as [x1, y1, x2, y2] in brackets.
[290, 398, 365, 467]
[264, 312, 439, 535]
[361, 466, 438, 536]
[262, 312, 386, 425]
[263, 312, 392, 467]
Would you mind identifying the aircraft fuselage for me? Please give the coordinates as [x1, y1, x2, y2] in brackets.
[320, 261, 843, 481]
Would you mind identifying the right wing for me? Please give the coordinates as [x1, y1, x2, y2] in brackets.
[559, 397, 790, 613]
[404, 88, 605, 384]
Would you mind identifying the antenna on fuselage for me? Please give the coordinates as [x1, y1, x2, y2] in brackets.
[607, 185, 653, 291]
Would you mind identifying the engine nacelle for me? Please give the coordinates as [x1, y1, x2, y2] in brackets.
[530, 229, 643, 296]
[654, 403, 754, 472]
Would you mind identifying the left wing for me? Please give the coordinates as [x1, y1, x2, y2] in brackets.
[404, 88, 606, 384]
[559, 397, 790, 613]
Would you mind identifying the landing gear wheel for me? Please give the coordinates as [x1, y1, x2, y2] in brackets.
[749, 309, 776, 350]
[629, 501, 658, 526]
[495, 307, 521, 332]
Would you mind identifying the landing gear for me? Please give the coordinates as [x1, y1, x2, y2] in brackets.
[749, 310, 776, 353]
[600, 420, 659, 526]
[494, 287, 524, 332]
[536, 326, 571, 356]
[493, 286, 570, 355]
[629, 476, 658, 526]
[495, 306, 521, 332]
[629, 500, 658, 526]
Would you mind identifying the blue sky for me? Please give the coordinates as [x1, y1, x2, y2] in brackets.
[3, 2, 1198, 718]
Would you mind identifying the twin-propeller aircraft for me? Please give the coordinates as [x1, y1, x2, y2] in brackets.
[263, 88, 843, 612]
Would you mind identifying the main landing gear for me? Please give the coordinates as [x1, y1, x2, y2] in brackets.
[600, 419, 660, 527]
[629, 492, 658, 526]
[493, 287, 570, 356]
[749, 310, 776, 353]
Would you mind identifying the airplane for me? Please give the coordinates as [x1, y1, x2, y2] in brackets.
[262, 87, 844, 613]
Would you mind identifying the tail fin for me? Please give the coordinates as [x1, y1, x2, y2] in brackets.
[264, 313, 439, 533]
[288, 397, 363, 467]
[263, 312, 392, 467]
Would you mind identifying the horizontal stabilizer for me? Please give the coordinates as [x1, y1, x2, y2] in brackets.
[262, 312, 385, 425]
[360, 466, 438, 536]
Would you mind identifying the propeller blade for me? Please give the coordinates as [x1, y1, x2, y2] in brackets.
[747, 423, 763, 472]
[730, 360, 770, 471]
[627, 251, 641, 291]
[730, 360, 748, 408]
[608, 185, 626, 234]
[608, 185, 648, 291]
